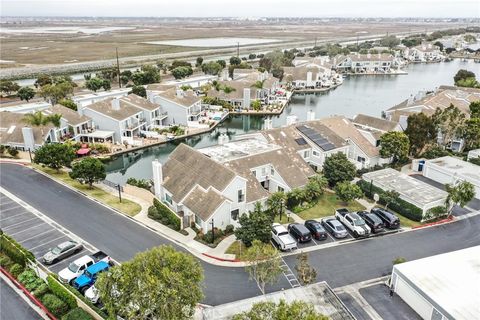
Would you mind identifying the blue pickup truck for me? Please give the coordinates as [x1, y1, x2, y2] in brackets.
[73, 260, 110, 294]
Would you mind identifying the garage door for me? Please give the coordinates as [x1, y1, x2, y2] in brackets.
[394, 273, 433, 320]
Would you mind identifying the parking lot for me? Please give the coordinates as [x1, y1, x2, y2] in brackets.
[0, 191, 94, 274]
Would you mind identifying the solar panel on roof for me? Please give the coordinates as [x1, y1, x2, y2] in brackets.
[296, 125, 338, 151]
[295, 138, 307, 145]
[320, 142, 336, 151]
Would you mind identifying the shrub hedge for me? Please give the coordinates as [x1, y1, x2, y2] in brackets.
[148, 199, 181, 231]
[41, 293, 69, 318]
[0, 233, 35, 266]
[357, 179, 423, 222]
[47, 275, 77, 310]
[62, 307, 94, 320]
[0, 254, 13, 269]
[32, 283, 50, 298]
[61, 281, 108, 319]
[9, 264, 24, 278]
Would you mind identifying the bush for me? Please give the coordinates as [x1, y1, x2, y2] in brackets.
[47, 275, 77, 310]
[9, 263, 24, 278]
[32, 283, 50, 298]
[62, 307, 94, 320]
[126, 177, 152, 190]
[0, 255, 13, 268]
[393, 257, 407, 265]
[202, 228, 224, 243]
[61, 280, 108, 319]
[8, 148, 19, 158]
[0, 233, 35, 266]
[357, 180, 423, 221]
[18, 269, 39, 287]
[41, 293, 69, 318]
[0, 145, 5, 154]
[148, 199, 181, 231]
[225, 224, 235, 235]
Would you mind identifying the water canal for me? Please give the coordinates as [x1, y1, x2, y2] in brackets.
[105, 59, 480, 184]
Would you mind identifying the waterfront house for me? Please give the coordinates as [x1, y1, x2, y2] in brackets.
[119, 94, 167, 129]
[352, 113, 402, 146]
[72, 88, 131, 109]
[81, 96, 145, 145]
[153, 137, 314, 232]
[161, 73, 218, 89]
[403, 43, 444, 62]
[147, 86, 203, 127]
[283, 65, 340, 89]
[348, 53, 396, 73]
[0, 111, 56, 151]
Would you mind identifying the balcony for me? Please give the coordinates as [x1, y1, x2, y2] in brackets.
[126, 118, 146, 130]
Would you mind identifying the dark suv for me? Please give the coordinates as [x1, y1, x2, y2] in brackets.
[287, 223, 312, 243]
[304, 220, 328, 240]
[358, 211, 384, 233]
[371, 208, 400, 229]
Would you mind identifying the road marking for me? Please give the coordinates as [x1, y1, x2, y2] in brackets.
[2, 217, 40, 230]
[0, 211, 31, 221]
[310, 238, 318, 246]
[1, 205, 22, 213]
[9, 223, 53, 237]
[28, 234, 68, 251]
[326, 232, 336, 242]
[280, 258, 300, 288]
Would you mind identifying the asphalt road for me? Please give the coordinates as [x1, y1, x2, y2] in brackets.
[2, 163, 480, 306]
[0, 278, 42, 320]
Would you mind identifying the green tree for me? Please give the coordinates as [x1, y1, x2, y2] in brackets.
[379, 131, 410, 163]
[234, 203, 272, 247]
[85, 77, 105, 92]
[58, 98, 77, 111]
[244, 240, 283, 294]
[0, 80, 20, 96]
[267, 192, 287, 220]
[130, 85, 146, 98]
[195, 56, 203, 67]
[230, 56, 242, 66]
[463, 118, 480, 150]
[248, 53, 257, 59]
[286, 188, 307, 209]
[445, 181, 475, 215]
[454, 69, 476, 84]
[169, 60, 191, 70]
[404, 113, 437, 156]
[201, 61, 223, 75]
[34, 74, 53, 88]
[17, 86, 35, 102]
[379, 35, 400, 48]
[295, 252, 317, 285]
[304, 175, 328, 202]
[334, 181, 363, 204]
[232, 300, 328, 320]
[171, 66, 193, 79]
[470, 101, 480, 118]
[33, 143, 75, 172]
[322, 152, 356, 187]
[23, 111, 60, 127]
[251, 100, 262, 111]
[216, 59, 226, 68]
[381, 190, 400, 210]
[69, 157, 106, 189]
[96, 246, 203, 320]
[39, 82, 73, 105]
[432, 105, 467, 148]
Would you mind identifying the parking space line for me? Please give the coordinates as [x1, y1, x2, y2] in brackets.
[0, 210, 30, 221]
[28, 234, 67, 251]
[311, 238, 318, 246]
[326, 233, 336, 242]
[17, 228, 58, 244]
[280, 258, 301, 288]
[0, 205, 22, 213]
[8, 223, 53, 237]
[2, 217, 40, 230]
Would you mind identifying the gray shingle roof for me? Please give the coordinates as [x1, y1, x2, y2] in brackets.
[45, 104, 91, 126]
[0, 112, 53, 146]
[183, 186, 229, 221]
[353, 114, 399, 132]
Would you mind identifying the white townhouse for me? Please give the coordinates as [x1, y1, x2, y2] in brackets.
[403, 43, 444, 62]
[349, 53, 396, 73]
[147, 86, 203, 127]
[283, 65, 340, 89]
[153, 138, 314, 233]
[352, 113, 402, 147]
[119, 94, 167, 129]
[72, 88, 131, 109]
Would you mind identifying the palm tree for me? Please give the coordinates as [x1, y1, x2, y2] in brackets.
[251, 80, 265, 90]
[267, 192, 287, 221]
[23, 112, 63, 140]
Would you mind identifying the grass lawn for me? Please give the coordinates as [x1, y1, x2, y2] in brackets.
[34, 165, 141, 217]
[297, 192, 366, 221]
[273, 213, 296, 224]
[225, 240, 248, 261]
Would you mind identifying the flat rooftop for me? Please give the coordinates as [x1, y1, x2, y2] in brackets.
[162, 74, 217, 86]
[393, 246, 480, 320]
[199, 137, 280, 163]
[202, 282, 354, 320]
[427, 156, 480, 181]
[73, 88, 130, 101]
[363, 168, 447, 207]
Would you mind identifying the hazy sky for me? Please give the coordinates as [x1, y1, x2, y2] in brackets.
[1, 0, 479, 18]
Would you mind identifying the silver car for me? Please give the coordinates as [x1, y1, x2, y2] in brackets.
[42, 240, 83, 265]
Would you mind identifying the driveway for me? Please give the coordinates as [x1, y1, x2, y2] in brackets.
[2, 163, 480, 307]
[0, 278, 43, 320]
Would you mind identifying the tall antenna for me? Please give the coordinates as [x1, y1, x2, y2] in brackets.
[237, 42, 240, 57]
[314, 36, 317, 48]
[116, 47, 121, 88]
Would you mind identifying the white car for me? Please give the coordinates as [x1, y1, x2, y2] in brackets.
[58, 251, 111, 285]
[85, 285, 100, 304]
[335, 208, 371, 237]
[271, 223, 297, 251]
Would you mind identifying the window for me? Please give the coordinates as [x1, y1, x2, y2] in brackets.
[270, 168, 275, 175]
[165, 193, 172, 204]
[312, 150, 319, 157]
[357, 156, 366, 163]
[303, 150, 310, 158]
[238, 189, 245, 202]
[252, 170, 256, 177]
[261, 167, 267, 176]
[231, 209, 239, 221]
[278, 186, 284, 192]
[195, 214, 202, 226]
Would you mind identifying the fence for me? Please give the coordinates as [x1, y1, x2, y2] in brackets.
[101, 179, 123, 192]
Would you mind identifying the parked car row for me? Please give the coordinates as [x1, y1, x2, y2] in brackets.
[271, 207, 401, 251]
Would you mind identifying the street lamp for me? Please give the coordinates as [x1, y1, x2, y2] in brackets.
[210, 219, 215, 243]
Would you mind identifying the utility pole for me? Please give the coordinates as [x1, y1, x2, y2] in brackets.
[211, 219, 215, 243]
[116, 47, 121, 88]
[237, 42, 240, 58]
[314, 36, 317, 48]
[117, 184, 122, 203]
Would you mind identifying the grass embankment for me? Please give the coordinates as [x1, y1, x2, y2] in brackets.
[225, 241, 248, 261]
[296, 192, 366, 220]
[34, 165, 141, 217]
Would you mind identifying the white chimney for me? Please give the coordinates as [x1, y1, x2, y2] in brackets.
[243, 88, 251, 109]
[111, 98, 120, 110]
[218, 133, 229, 145]
[22, 127, 35, 151]
[286, 115, 298, 126]
[176, 89, 184, 97]
[152, 159, 163, 198]
[264, 118, 273, 130]
[306, 71, 313, 87]
[221, 69, 229, 81]
[307, 110, 315, 121]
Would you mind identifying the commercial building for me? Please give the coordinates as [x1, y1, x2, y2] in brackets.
[391, 246, 480, 320]
[423, 156, 480, 199]
[362, 168, 448, 214]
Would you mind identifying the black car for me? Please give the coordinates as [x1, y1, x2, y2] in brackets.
[304, 220, 328, 240]
[371, 208, 400, 229]
[287, 223, 312, 243]
[357, 211, 384, 233]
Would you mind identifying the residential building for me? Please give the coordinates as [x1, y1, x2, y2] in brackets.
[318, 116, 388, 169]
[352, 113, 402, 145]
[0, 101, 51, 114]
[119, 94, 167, 128]
[362, 168, 447, 215]
[348, 53, 396, 73]
[147, 86, 203, 127]
[153, 137, 314, 232]
[283, 65, 341, 89]
[81, 96, 146, 144]
[161, 73, 218, 89]
[391, 246, 479, 320]
[422, 156, 480, 199]
[0, 111, 56, 150]
[403, 43, 444, 62]
[72, 88, 131, 109]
